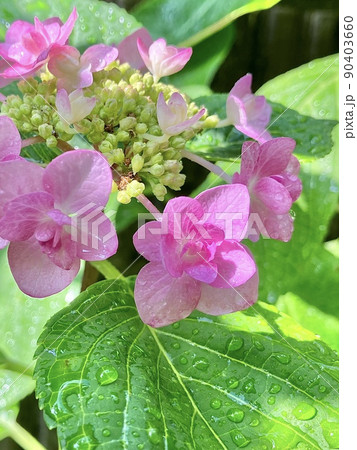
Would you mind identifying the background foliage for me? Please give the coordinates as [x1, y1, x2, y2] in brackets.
[0, 0, 338, 448]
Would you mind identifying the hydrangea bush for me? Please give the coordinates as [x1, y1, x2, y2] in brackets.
[0, 1, 338, 449]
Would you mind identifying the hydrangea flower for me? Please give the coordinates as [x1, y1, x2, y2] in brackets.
[0, 150, 118, 297]
[55, 88, 96, 132]
[133, 184, 258, 327]
[137, 37, 192, 82]
[0, 115, 21, 162]
[157, 92, 205, 136]
[225, 74, 272, 143]
[48, 44, 118, 92]
[115, 28, 153, 71]
[0, 8, 77, 81]
[233, 137, 302, 242]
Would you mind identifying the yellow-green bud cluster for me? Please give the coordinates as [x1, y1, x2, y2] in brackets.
[0, 61, 218, 202]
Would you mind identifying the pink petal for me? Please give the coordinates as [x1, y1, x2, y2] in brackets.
[0, 116, 21, 160]
[115, 28, 153, 71]
[81, 44, 118, 72]
[8, 238, 80, 298]
[226, 95, 247, 128]
[157, 92, 178, 132]
[133, 221, 162, 262]
[58, 7, 78, 44]
[0, 159, 44, 212]
[134, 262, 201, 327]
[210, 241, 256, 288]
[263, 210, 294, 242]
[0, 192, 54, 241]
[42, 18, 62, 42]
[165, 108, 206, 135]
[163, 196, 204, 237]
[0, 237, 9, 249]
[43, 150, 112, 215]
[197, 269, 259, 315]
[48, 45, 81, 79]
[195, 184, 250, 241]
[158, 47, 192, 77]
[230, 73, 253, 99]
[137, 36, 153, 73]
[40, 230, 77, 270]
[234, 140, 261, 183]
[256, 137, 296, 177]
[5, 21, 34, 45]
[161, 233, 183, 277]
[254, 177, 292, 214]
[74, 211, 118, 260]
[55, 88, 71, 119]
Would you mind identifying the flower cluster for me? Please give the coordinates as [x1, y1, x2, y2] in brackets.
[0, 9, 302, 327]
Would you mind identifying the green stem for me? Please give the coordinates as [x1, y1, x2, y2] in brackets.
[181, 149, 232, 183]
[90, 260, 123, 280]
[0, 420, 46, 450]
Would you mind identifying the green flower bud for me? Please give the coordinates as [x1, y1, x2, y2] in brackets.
[22, 122, 34, 132]
[131, 154, 145, 173]
[203, 114, 219, 128]
[117, 191, 132, 204]
[105, 133, 117, 147]
[144, 141, 161, 157]
[132, 141, 146, 155]
[20, 103, 32, 116]
[116, 130, 130, 142]
[126, 180, 145, 197]
[46, 136, 58, 148]
[99, 140, 113, 152]
[9, 108, 21, 120]
[148, 125, 162, 136]
[129, 73, 142, 84]
[135, 122, 148, 134]
[170, 136, 186, 149]
[148, 164, 165, 177]
[122, 98, 136, 114]
[164, 160, 182, 173]
[119, 116, 137, 131]
[152, 184, 167, 201]
[38, 123, 53, 139]
[33, 94, 46, 107]
[146, 153, 163, 166]
[31, 113, 43, 127]
[112, 148, 125, 164]
[92, 118, 105, 132]
[161, 173, 185, 190]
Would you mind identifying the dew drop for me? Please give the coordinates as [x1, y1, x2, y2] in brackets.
[230, 430, 251, 447]
[249, 419, 259, 427]
[172, 322, 180, 329]
[226, 336, 244, 353]
[147, 428, 161, 445]
[242, 379, 256, 394]
[321, 420, 339, 448]
[319, 385, 326, 393]
[96, 365, 118, 386]
[210, 398, 222, 410]
[272, 352, 291, 365]
[102, 429, 111, 437]
[227, 408, 245, 423]
[193, 357, 209, 371]
[171, 342, 180, 350]
[132, 431, 140, 437]
[267, 396, 276, 405]
[292, 402, 317, 420]
[192, 328, 199, 335]
[227, 377, 239, 389]
[253, 339, 265, 351]
[269, 383, 281, 394]
[179, 356, 188, 365]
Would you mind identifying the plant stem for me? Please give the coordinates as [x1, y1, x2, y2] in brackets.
[57, 139, 74, 152]
[181, 149, 232, 183]
[0, 420, 46, 450]
[215, 118, 232, 128]
[90, 260, 123, 280]
[21, 136, 45, 148]
[142, 133, 168, 143]
[136, 194, 162, 220]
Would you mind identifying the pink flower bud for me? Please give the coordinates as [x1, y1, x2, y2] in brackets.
[157, 92, 205, 136]
[55, 89, 96, 130]
[137, 37, 192, 82]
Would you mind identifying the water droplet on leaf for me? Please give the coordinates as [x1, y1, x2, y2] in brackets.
[96, 365, 118, 386]
[292, 402, 317, 420]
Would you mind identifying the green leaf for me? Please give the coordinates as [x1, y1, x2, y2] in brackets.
[0, 249, 83, 440]
[187, 95, 337, 161]
[258, 54, 339, 121]
[276, 293, 339, 352]
[0, 0, 141, 49]
[20, 141, 62, 164]
[35, 279, 338, 449]
[169, 26, 235, 93]
[133, 0, 281, 46]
